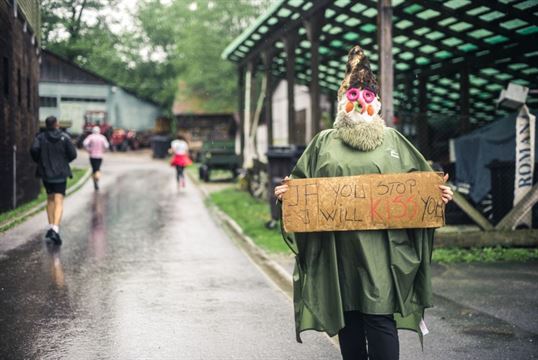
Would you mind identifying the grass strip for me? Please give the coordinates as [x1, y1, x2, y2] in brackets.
[0, 167, 88, 225]
[209, 187, 538, 263]
[186, 163, 236, 182]
[185, 164, 199, 181]
[432, 246, 538, 263]
[209, 187, 288, 253]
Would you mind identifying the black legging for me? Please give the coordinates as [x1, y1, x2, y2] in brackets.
[338, 311, 399, 360]
[175, 165, 185, 182]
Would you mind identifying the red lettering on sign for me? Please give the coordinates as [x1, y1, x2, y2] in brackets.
[391, 195, 407, 219]
[406, 195, 418, 219]
[371, 198, 383, 223]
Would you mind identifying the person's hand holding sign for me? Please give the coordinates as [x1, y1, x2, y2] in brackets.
[275, 176, 290, 201]
[440, 173, 453, 204]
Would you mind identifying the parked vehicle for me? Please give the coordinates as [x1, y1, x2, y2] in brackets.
[198, 140, 241, 182]
[111, 128, 127, 151]
[126, 130, 140, 150]
[110, 128, 140, 151]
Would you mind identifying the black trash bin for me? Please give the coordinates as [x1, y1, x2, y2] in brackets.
[150, 135, 171, 159]
[266, 145, 306, 226]
[488, 160, 538, 227]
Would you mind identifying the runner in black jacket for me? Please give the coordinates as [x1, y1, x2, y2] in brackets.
[30, 116, 77, 245]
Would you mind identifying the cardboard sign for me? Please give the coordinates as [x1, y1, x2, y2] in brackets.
[282, 172, 445, 232]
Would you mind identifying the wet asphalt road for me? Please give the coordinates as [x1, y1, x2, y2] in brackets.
[0, 154, 340, 360]
[2, 153, 538, 360]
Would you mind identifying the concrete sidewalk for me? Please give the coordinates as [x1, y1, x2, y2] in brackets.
[193, 174, 538, 359]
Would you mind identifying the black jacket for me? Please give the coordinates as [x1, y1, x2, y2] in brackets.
[30, 129, 77, 180]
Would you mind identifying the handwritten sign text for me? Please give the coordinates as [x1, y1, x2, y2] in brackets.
[282, 172, 445, 232]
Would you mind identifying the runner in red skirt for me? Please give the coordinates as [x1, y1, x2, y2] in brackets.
[170, 136, 192, 188]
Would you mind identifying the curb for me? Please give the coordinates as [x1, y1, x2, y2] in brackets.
[213, 204, 293, 295]
[0, 167, 92, 232]
[435, 229, 538, 248]
[66, 167, 92, 196]
[187, 171, 293, 296]
[188, 172, 341, 348]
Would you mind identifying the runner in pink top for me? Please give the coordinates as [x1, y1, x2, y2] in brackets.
[83, 126, 110, 190]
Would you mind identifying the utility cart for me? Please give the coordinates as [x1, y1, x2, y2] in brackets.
[198, 140, 242, 182]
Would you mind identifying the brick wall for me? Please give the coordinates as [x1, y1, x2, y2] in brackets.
[0, 0, 40, 212]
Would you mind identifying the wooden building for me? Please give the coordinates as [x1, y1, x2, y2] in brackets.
[175, 113, 238, 157]
[0, 0, 41, 211]
[40, 50, 162, 135]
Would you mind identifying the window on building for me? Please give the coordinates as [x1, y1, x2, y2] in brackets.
[40, 97, 58, 107]
[2, 57, 8, 97]
[60, 97, 106, 103]
[17, 69, 21, 105]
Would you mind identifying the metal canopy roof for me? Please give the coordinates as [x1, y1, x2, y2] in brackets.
[223, 0, 538, 126]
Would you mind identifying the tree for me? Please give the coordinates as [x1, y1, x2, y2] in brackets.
[41, 0, 118, 61]
[41, 0, 174, 109]
[137, 0, 270, 113]
[41, 0, 270, 113]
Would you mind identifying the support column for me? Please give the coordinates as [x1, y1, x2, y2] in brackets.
[459, 65, 470, 134]
[243, 61, 254, 166]
[305, 10, 325, 140]
[237, 66, 245, 157]
[417, 75, 431, 159]
[403, 75, 414, 136]
[377, 0, 394, 127]
[329, 91, 337, 123]
[262, 49, 275, 147]
[284, 32, 298, 145]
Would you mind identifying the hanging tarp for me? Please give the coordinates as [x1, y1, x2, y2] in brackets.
[454, 112, 538, 203]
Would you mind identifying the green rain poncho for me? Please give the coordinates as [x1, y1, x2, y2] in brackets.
[282, 127, 435, 343]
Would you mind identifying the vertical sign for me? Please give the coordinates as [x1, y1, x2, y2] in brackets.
[514, 105, 536, 228]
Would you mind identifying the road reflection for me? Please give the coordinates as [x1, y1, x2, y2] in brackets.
[46, 244, 65, 288]
[89, 192, 107, 260]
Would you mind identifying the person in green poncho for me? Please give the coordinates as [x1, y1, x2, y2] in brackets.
[274, 45, 453, 360]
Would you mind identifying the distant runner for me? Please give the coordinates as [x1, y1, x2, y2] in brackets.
[169, 136, 192, 188]
[83, 126, 110, 190]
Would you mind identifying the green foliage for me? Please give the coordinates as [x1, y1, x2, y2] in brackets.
[41, 0, 271, 113]
[209, 188, 289, 253]
[137, 0, 270, 113]
[432, 246, 538, 263]
[41, 0, 173, 108]
[41, 0, 117, 51]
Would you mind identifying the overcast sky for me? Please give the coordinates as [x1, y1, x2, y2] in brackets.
[84, 0, 140, 34]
